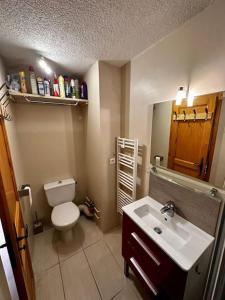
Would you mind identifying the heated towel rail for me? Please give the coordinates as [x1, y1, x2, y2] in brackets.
[116, 137, 138, 214]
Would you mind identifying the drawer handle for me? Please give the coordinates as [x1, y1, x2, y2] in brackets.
[131, 232, 161, 266]
[130, 257, 159, 296]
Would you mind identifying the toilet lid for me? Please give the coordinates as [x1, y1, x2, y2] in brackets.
[51, 202, 80, 227]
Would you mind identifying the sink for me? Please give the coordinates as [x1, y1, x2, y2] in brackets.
[134, 204, 190, 250]
[122, 196, 214, 271]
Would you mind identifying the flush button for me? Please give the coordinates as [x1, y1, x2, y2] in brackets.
[58, 180, 62, 184]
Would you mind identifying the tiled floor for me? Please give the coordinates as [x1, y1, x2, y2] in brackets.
[32, 216, 149, 300]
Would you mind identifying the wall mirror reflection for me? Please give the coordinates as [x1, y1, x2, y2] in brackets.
[151, 92, 225, 189]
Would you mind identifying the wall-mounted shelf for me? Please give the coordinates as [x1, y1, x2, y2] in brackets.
[9, 90, 88, 107]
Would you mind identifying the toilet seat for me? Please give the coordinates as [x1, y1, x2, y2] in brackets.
[51, 202, 80, 230]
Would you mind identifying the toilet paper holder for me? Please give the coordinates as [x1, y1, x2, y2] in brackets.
[18, 184, 31, 197]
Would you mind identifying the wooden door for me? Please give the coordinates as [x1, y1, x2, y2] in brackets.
[168, 92, 222, 181]
[0, 119, 35, 300]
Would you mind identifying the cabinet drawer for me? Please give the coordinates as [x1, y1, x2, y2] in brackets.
[122, 213, 187, 299]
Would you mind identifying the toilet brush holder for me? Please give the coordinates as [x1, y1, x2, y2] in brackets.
[33, 211, 43, 235]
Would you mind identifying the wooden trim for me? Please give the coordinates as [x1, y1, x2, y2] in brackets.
[205, 94, 223, 181]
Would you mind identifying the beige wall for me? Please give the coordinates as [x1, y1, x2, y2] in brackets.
[121, 63, 130, 138]
[85, 61, 121, 232]
[127, 0, 225, 192]
[99, 62, 121, 231]
[84, 61, 103, 223]
[10, 103, 86, 224]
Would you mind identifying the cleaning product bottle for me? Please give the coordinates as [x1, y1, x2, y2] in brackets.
[19, 71, 27, 93]
[58, 75, 65, 98]
[64, 76, 71, 98]
[70, 79, 76, 99]
[53, 74, 60, 96]
[74, 78, 80, 99]
[80, 81, 88, 99]
[44, 78, 50, 96]
[29, 66, 38, 94]
[37, 77, 45, 96]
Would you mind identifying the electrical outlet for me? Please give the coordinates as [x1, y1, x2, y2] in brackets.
[109, 157, 115, 165]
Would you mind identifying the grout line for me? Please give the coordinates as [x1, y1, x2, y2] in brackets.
[58, 261, 67, 300]
[83, 248, 103, 300]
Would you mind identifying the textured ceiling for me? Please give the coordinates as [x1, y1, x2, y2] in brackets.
[0, 0, 212, 74]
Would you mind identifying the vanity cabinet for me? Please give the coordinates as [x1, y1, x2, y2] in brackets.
[122, 213, 210, 300]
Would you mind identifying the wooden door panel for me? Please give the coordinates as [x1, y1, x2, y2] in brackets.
[0, 120, 35, 300]
[168, 93, 222, 181]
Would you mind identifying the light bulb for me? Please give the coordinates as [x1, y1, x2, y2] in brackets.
[176, 87, 185, 105]
[39, 57, 52, 74]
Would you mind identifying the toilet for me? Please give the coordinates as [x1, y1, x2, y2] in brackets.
[44, 178, 80, 231]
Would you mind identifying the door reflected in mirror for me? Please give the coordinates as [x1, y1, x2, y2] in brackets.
[151, 92, 225, 189]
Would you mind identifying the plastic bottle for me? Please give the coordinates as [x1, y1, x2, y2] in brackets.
[70, 79, 76, 99]
[74, 78, 80, 99]
[80, 81, 88, 99]
[58, 75, 65, 98]
[29, 66, 38, 94]
[64, 76, 71, 98]
[53, 74, 60, 97]
[44, 78, 50, 96]
[19, 71, 27, 93]
[11, 74, 20, 91]
[37, 77, 45, 96]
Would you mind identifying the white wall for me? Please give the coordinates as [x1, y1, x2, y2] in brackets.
[129, 0, 225, 191]
[130, 0, 225, 142]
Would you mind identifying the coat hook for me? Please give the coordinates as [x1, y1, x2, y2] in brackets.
[205, 108, 208, 121]
[173, 111, 177, 120]
[183, 110, 186, 121]
[193, 109, 196, 121]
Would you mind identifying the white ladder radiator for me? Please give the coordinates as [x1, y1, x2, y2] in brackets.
[116, 137, 138, 214]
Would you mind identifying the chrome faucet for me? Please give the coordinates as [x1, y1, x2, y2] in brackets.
[160, 201, 176, 217]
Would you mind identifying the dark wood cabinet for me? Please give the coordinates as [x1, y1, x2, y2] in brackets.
[122, 213, 188, 300]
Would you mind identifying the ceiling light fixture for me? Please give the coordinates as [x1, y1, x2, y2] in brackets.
[39, 57, 52, 75]
[176, 87, 186, 105]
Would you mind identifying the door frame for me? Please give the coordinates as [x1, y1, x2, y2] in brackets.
[0, 119, 31, 300]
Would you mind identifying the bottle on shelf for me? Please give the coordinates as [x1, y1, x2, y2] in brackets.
[44, 78, 50, 96]
[37, 77, 45, 96]
[19, 71, 27, 93]
[58, 75, 65, 98]
[53, 74, 60, 97]
[80, 81, 88, 99]
[29, 66, 38, 94]
[70, 79, 76, 99]
[74, 78, 80, 99]
[64, 76, 71, 98]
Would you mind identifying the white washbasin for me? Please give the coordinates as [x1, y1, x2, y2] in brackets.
[122, 196, 214, 271]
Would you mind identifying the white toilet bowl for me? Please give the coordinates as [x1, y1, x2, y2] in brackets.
[51, 202, 80, 231]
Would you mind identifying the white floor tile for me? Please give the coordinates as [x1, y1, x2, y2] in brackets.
[61, 251, 101, 300]
[32, 228, 59, 275]
[104, 226, 123, 269]
[85, 240, 122, 300]
[35, 265, 65, 300]
[56, 223, 83, 262]
[79, 216, 103, 248]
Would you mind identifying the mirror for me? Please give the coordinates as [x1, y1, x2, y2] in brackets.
[150, 92, 225, 189]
